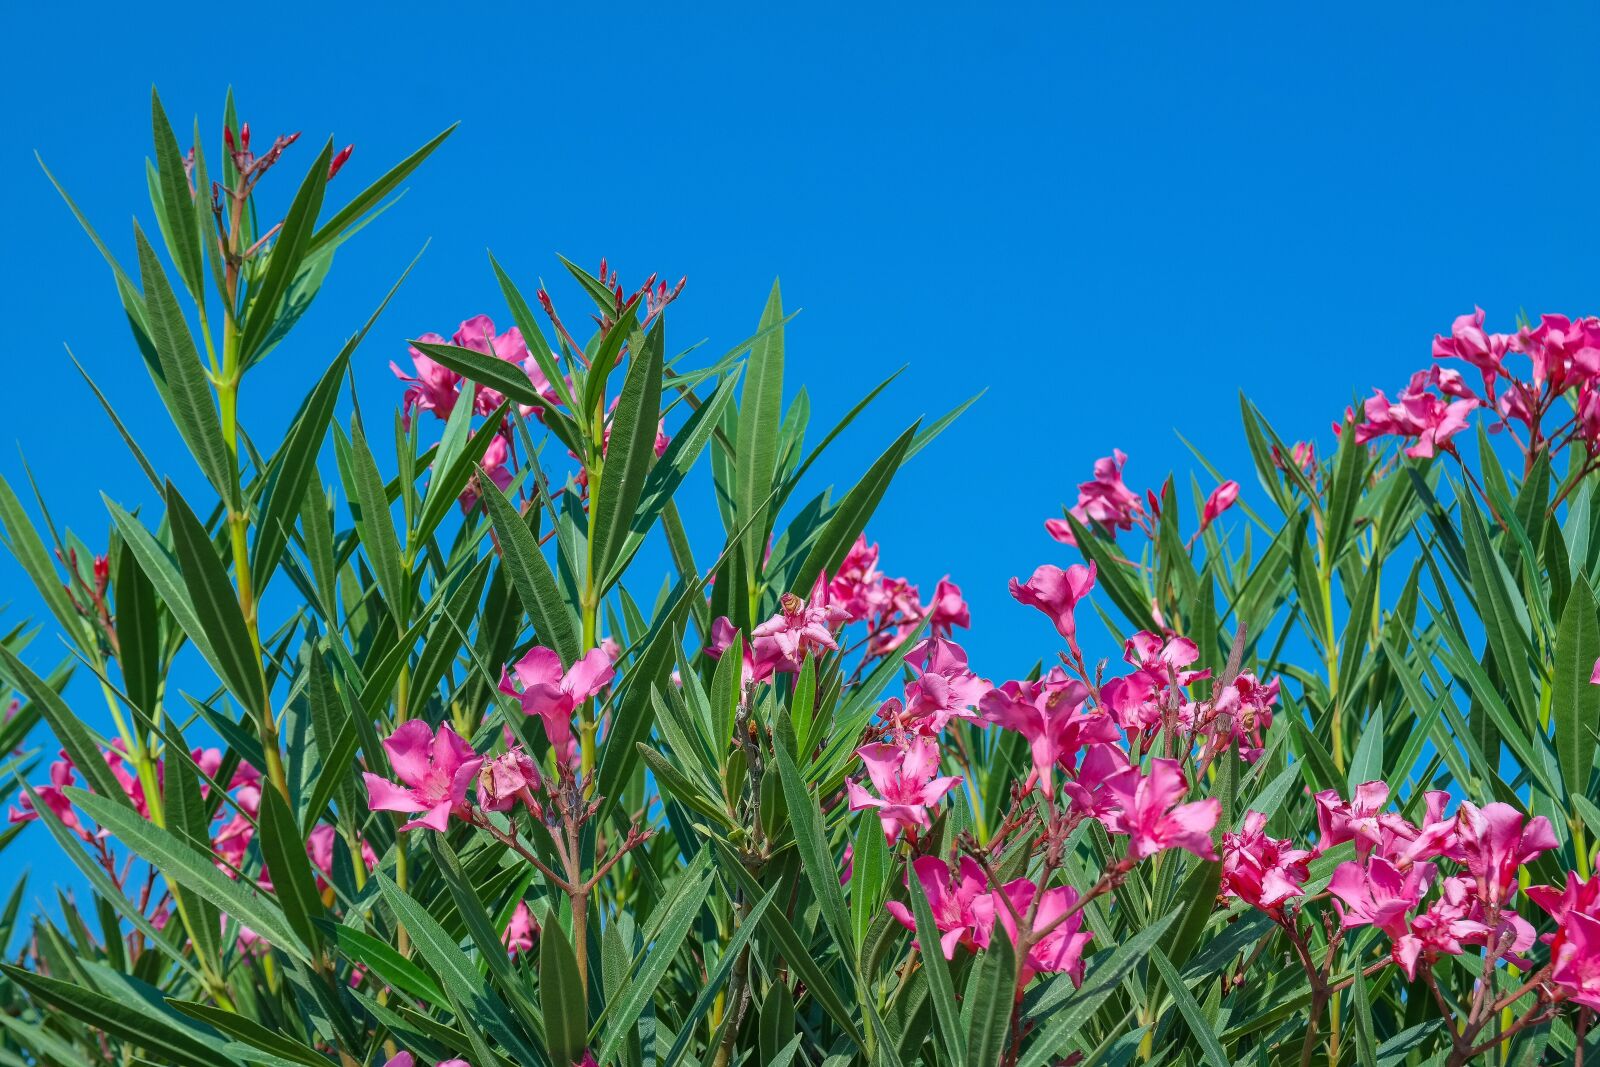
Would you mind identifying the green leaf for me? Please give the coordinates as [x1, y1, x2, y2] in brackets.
[1149, 949, 1230, 1067]
[1347, 707, 1384, 793]
[594, 863, 717, 1064]
[1554, 578, 1600, 796]
[908, 856, 966, 1066]
[541, 910, 589, 1066]
[1461, 500, 1538, 722]
[66, 787, 312, 964]
[962, 923, 1017, 1067]
[310, 124, 457, 252]
[0, 646, 126, 806]
[0, 475, 83, 643]
[1016, 912, 1177, 1067]
[240, 141, 331, 363]
[0, 966, 230, 1067]
[591, 315, 664, 586]
[789, 421, 920, 598]
[105, 497, 225, 692]
[165, 482, 263, 713]
[149, 89, 204, 303]
[481, 478, 579, 665]
[166, 1001, 327, 1067]
[736, 280, 787, 592]
[256, 785, 325, 958]
[773, 713, 852, 954]
[134, 225, 233, 503]
[345, 420, 407, 620]
[319, 922, 444, 1006]
[412, 339, 582, 456]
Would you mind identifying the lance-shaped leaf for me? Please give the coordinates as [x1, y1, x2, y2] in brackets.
[135, 225, 234, 504]
[0, 475, 83, 643]
[310, 124, 457, 252]
[736, 281, 787, 590]
[149, 89, 204, 304]
[0, 966, 234, 1067]
[963, 924, 1017, 1067]
[593, 860, 717, 1064]
[481, 477, 579, 665]
[789, 420, 920, 597]
[165, 482, 263, 713]
[257, 785, 326, 959]
[167, 1001, 328, 1067]
[541, 910, 589, 1066]
[0, 645, 127, 807]
[1554, 578, 1600, 797]
[411, 338, 584, 456]
[1150, 948, 1231, 1067]
[66, 787, 312, 963]
[343, 421, 407, 621]
[239, 140, 330, 363]
[772, 712, 852, 956]
[591, 315, 664, 587]
[908, 857, 967, 1066]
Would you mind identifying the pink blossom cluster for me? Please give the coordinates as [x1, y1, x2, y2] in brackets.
[1044, 450, 1241, 547]
[844, 553, 1250, 993]
[1354, 307, 1600, 465]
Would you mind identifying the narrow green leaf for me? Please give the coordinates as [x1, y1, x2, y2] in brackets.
[240, 141, 331, 363]
[591, 315, 664, 585]
[1554, 578, 1600, 796]
[165, 482, 262, 713]
[541, 911, 589, 1066]
[310, 124, 457, 252]
[1149, 949, 1230, 1067]
[908, 857, 966, 1066]
[736, 280, 787, 590]
[962, 923, 1017, 1067]
[0, 966, 228, 1067]
[481, 479, 579, 665]
[257, 785, 326, 957]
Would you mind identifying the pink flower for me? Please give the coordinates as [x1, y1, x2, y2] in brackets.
[503, 901, 539, 958]
[384, 1057, 473, 1067]
[980, 671, 1116, 794]
[460, 433, 514, 512]
[1101, 759, 1219, 861]
[1328, 857, 1431, 939]
[8, 752, 91, 841]
[751, 587, 849, 669]
[884, 855, 992, 959]
[452, 314, 550, 416]
[1060, 743, 1132, 823]
[362, 720, 484, 832]
[926, 577, 970, 635]
[1055, 450, 1144, 544]
[890, 637, 989, 734]
[1550, 911, 1600, 1010]
[1199, 480, 1239, 531]
[1353, 368, 1479, 459]
[391, 332, 461, 427]
[1432, 307, 1511, 395]
[1444, 801, 1556, 906]
[1513, 313, 1600, 392]
[1009, 562, 1096, 649]
[845, 735, 961, 844]
[1222, 811, 1311, 913]
[499, 647, 615, 770]
[1312, 781, 1392, 859]
[988, 881, 1094, 987]
[827, 535, 890, 622]
[1202, 671, 1278, 764]
[477, 730, 542, 812]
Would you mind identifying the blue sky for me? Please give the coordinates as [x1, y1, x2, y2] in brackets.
[2, 3, 1598, 907]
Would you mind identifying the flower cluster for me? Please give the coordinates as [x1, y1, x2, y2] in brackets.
[1354, 307, 1600, 467]
[1044, 451, 1240, 547]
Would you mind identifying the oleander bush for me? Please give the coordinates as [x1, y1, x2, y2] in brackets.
[6, 91, 1600, 1067]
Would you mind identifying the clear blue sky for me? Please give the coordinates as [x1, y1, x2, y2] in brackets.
[2, 3, 1598, 906]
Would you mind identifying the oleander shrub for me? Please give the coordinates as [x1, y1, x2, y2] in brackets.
[5, 91, 1600, 1067]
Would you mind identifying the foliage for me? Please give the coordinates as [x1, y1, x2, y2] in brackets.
[4, 93, 1600, 1067]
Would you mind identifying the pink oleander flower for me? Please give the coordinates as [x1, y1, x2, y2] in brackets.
[1513, 313, 1600, 393]
[1100, 630, 1205, 732]
[1009, 562, 1096, 649]
[1391, 875, 1485, 980]
[498, 647, 615, 770]
[1432, 307, 1511, 395]
[383, 1057, 473, 1067]
[214, 780, 262, 872]
[1353, 368, 1478, 459]
[452, 314, 551, 416]
[391, 332, 461, 427]
[1328, 856, 1432, 939]
[1550, 911, 1600, 1010]
[827, 535, 891, 622]
[980, 670, 1117, 794]
[477, 729, 543, 812]
[889, 637, 989, 734]
[1199, 480, 1239, 531]
[884, 855, 993, 959]
[1312, 781, 1394, 859]
[846, 735, 961, 844]
[1060, 743, 1132, 824]
[864, 576, 927, 657]
[988, 881, 1094, 988]
[1222, 811, 1311, 913]
[503, 901, 539, 957]
[1530, 872, 1600, 944]
[703, 616, 782, 686]
[362, 720, 484, 832]
[7, 752, 91, 841]
[1444, 800, 1557, 906]
[926, 577, 970, 635]
[751, 587, 849, 669]
[1202, 671, 1279, 763]
[1101, 758, 1219, 860]
[1048, 450, 1144, 545]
